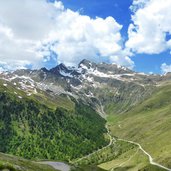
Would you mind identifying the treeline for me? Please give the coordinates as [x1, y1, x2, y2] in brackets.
[0, 92, 107, 161]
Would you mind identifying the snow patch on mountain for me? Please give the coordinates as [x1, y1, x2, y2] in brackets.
[59, 70, 73, 78]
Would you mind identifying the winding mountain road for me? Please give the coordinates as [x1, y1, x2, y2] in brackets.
[110, 148, 139, 171]
[41, 123, 171, 171]
[73, 122, 171, 171]
[118, 138, 171, 171]
[73, 124, 114, 163]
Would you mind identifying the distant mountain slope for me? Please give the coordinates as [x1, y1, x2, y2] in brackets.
[108, 82, 171, 169]
[1, 59, 164, 117]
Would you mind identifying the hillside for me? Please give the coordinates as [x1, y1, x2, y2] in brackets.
[0, 59, 161, 117]
[0, 152, 57, 171]
[1, 60, 171, 170]
[107, 82, 171, 170]
[0, 80, 107, 161]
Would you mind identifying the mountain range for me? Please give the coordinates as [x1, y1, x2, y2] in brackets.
[0, 59, 171, 171]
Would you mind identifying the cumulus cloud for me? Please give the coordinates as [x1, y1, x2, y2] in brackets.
[126, 0, 171, 54]
[41, 10, 134, 68]
[161, 63, 171, 74]
[0, 0, 134, 70]
[37, 4, 134, 68]
[0, 0, 62, 70]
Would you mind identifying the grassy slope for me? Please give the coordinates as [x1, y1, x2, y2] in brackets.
[73, 135, 163, 171]
[107, 83, 171, 169]
[72, 165, 105, 171]
[0, 152, 57, 171]
[98, 144, 165, 171]
[73, 140, 136, 166]
[0, 79, 107, 161]
[0, 79, 75, 111]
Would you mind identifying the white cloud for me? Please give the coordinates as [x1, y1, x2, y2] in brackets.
[39, 8, 134, 68]
[42, 10, 133, 67]
[130, 0, 150, 13]
[0, 0, 61, 70]
[126, 0, 171, 54]
[161, 63, 171, 74]
[109, 56, 134, 69]
[0, 0, 61, 40]
[0, 0, 134, 70]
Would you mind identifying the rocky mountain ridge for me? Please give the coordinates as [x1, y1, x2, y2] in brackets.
[0, 59, 170, 116]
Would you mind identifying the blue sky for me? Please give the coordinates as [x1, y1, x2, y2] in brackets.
[59, 0, 171, 74]
[61, 0, 132, 37]
[0, 0, 171, 74]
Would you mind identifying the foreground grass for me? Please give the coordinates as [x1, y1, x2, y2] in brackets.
[71, 165, 105, 171]
[0, 152, 57, 171]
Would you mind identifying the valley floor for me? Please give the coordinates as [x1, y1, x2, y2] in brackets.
[0, 124, 170, 171]
[72, 124, 170, 171]
[117, 138, 171, 171]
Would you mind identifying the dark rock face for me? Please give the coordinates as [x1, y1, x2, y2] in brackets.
[50, 63, 81, 78]
[78, 59, 96, 69]
[50, 63, 68, 75]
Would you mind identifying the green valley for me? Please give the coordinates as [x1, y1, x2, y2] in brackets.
[106, 82, 171, 170]
[1, 61, 171, 171]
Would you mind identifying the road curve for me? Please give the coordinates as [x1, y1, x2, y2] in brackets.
[39, 161, 70, 171]
[118, 138, 171, 171]
[73, 124, 114, 163]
